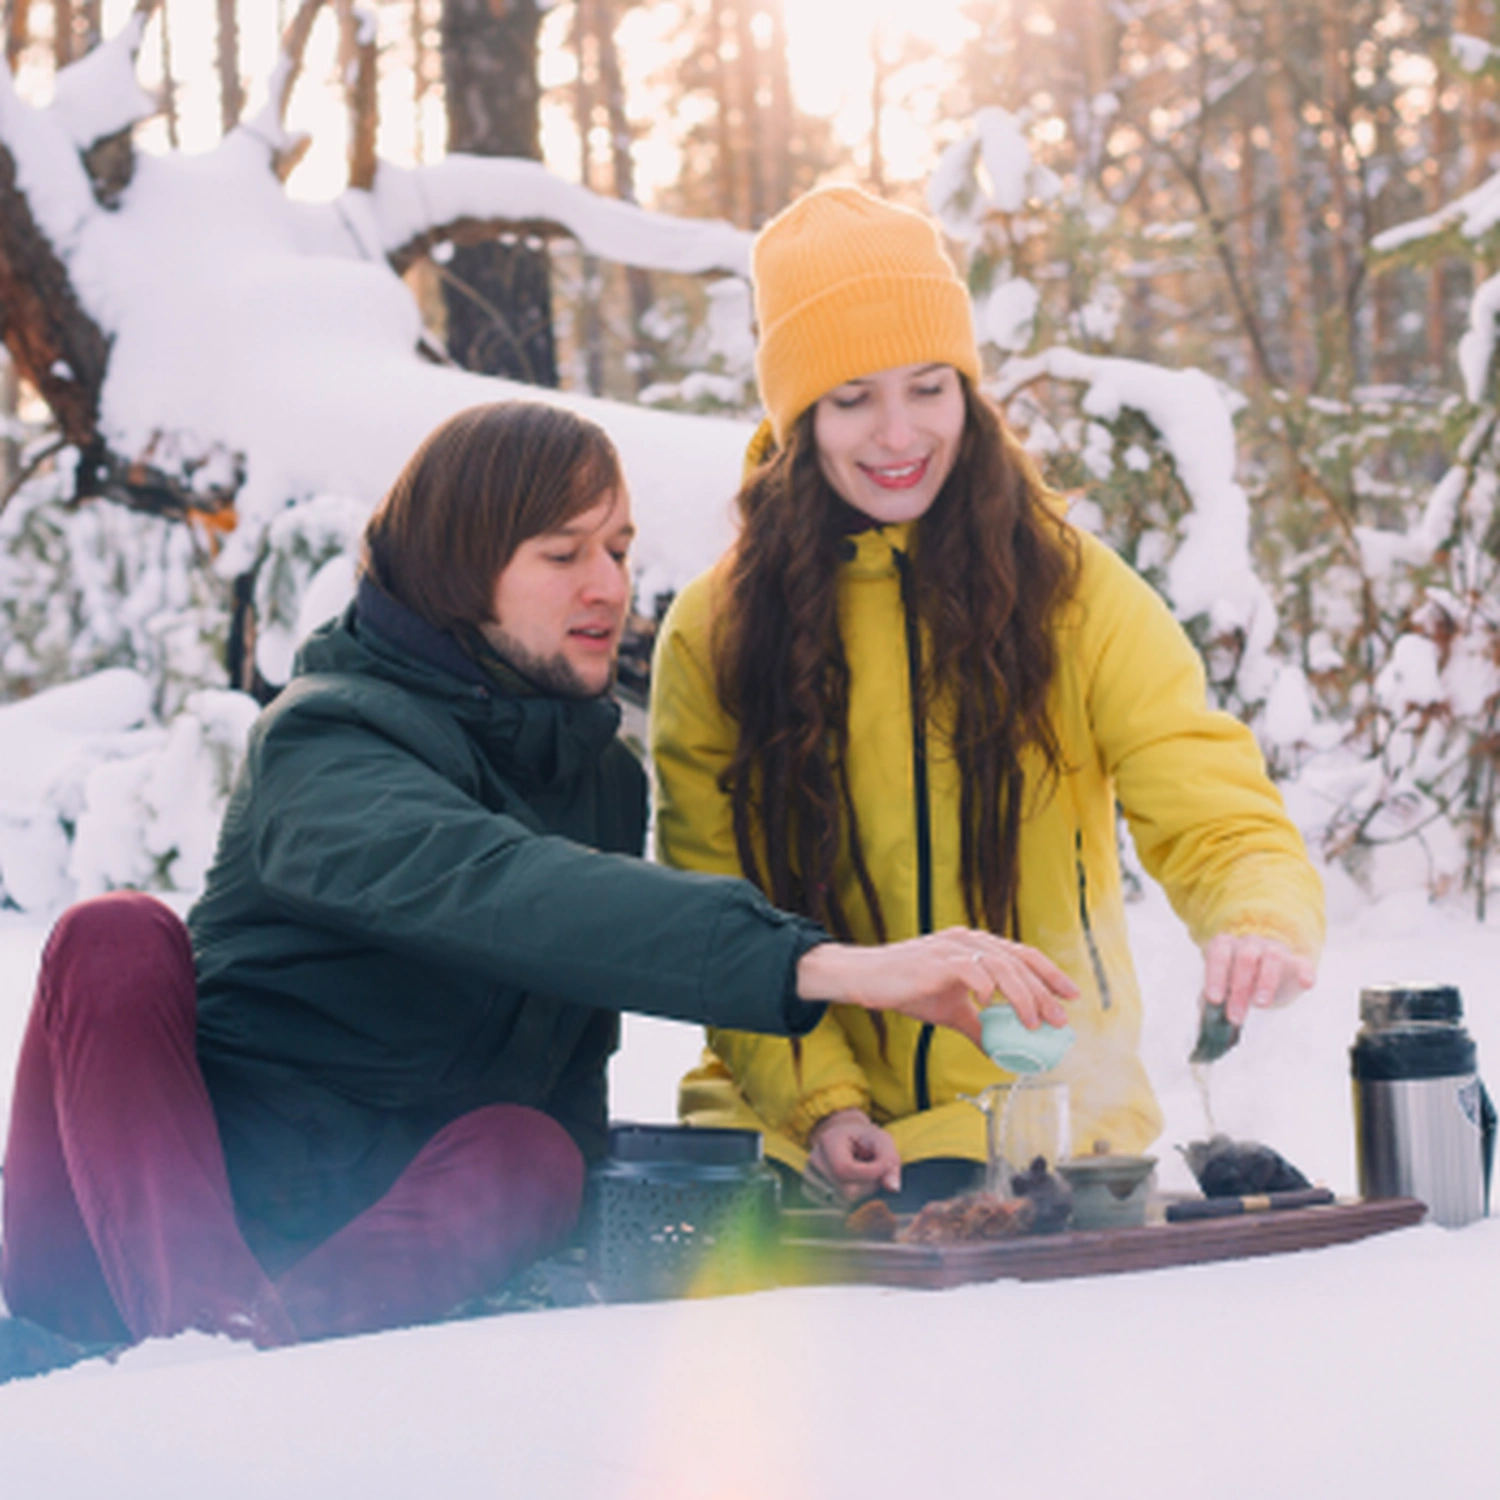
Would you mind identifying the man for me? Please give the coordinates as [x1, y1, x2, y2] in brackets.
[1, 403, 1074, 1361]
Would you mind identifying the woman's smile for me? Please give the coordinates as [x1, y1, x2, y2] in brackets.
[858, 454, 933, 490]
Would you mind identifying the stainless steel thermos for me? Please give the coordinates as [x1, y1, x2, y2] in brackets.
[1351, 984, 1495, 1228]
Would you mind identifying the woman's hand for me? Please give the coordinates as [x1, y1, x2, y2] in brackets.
[1202, 933, 1317, 1026]
[805, 1108, 901, 1204]
[795, 928, 1079, 1048]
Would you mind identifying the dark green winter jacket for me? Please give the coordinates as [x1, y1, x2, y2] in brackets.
[189, 579, 825, 1271]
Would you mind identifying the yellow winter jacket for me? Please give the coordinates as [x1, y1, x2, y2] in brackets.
[649, 521, 1325, 1172]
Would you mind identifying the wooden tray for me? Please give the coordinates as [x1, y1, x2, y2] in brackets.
[776, 1197, 1427, 1289]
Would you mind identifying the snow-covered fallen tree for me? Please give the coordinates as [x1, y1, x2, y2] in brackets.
[0, 0, 757, 672]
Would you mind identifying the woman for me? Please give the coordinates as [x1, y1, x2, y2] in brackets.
[650, 186, 1324, 1208]
[1, 402, 1069, 1364]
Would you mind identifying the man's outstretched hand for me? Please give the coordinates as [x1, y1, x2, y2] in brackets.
[796, 928, 1079, 1048]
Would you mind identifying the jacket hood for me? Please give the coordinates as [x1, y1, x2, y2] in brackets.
[293, 577, 623, 786]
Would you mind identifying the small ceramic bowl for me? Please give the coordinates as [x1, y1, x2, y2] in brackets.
[980, 1005, 1077, 1074]
[1057, 1153, 1158, 1230]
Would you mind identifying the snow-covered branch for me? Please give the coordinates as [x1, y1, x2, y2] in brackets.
[46, 0, 158, 154]
[996, 345, 1274, 670]
[374, 157, 752, 278]
[336, 2, 379, 192]
[1373, 169, 1500, 257]
[0, 74, 109, 450]
[232, 0, 333, 182]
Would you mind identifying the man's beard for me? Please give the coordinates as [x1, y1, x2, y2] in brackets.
[482, 625, 616, 699]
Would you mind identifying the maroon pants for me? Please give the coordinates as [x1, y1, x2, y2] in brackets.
[0, 892, 584, 1346]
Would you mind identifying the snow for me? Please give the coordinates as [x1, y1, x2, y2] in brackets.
[1, 881, 1498, 1497]
[1072, 281, 1123, 343]
[3, 31, 1500, 1489]
[46, 12, 154, 150]
[0, 673, 264, 912]
[0, 671, 155, 910]
[979, 276, 1039, 352]
[0, 68, 96, 249]
[1356, 463, 1468, 577]
[1260, 662, 1315, 747]
[927, 107, 1059, 242]
[976, 106, 1045, 214]
[997, 346, 1280, 699]
[1375, 634, 1444, 713]
[1452, 32, 1498, 73]
[1457, 270, 1500, 401]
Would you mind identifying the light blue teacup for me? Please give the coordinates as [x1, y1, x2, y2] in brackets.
[981, 1004, 1076, 1075]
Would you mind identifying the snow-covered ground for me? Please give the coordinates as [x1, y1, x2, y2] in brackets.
[1, 877, 1496, 1499]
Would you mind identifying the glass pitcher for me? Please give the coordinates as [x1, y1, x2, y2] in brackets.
[968, 1078, 1072, 1198]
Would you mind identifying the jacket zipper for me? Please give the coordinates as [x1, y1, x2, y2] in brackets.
[894, 550, 937, 1110]
[1075, 827, 1113, 1011]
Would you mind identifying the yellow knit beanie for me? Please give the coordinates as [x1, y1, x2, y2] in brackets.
[752, 184, 981, 443]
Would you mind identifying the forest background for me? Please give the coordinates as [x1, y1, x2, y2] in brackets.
[2, 0, 1500, 925]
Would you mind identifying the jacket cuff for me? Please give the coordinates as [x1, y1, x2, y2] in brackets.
[1215, 914, 1324, 961]
[780, 930, 833, 1036]
[787, 1084, 872, 1147]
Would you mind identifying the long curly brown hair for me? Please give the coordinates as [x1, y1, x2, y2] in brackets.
[713, 378, 1080, 942]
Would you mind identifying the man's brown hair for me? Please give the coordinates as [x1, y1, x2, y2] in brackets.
[362, 402, 624, 634]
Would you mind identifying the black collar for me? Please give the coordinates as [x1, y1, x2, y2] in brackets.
[354, 575, 491, 688]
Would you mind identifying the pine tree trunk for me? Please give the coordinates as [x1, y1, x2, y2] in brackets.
[1081, 0, 1118, 120]
[708, 0, 739, 224]
[1459, 0, 1495, 192]
[1236, 119, 1258, 320]
[412, 0, 432, 160]
[1263, 0, 1314, 391]
[5, 0, 29, 69]
[1319, 0, 1353, 390]
[1459, 0, 1497, 279]
[160, 0, 181, 149]
[575, 0, 604, 394]
[345, 3, 378, 191]
[440, 0, 557, 386]
[77, 0, 99, 50]
[595, 0, 652, 388]
[733, 1, 763, 224]
[1370, 103, 1398, 386]
[1428, 101, 1457, 382]
[216, 0, 244, 134]
[53, 0, 72, 66]
[762, 0, 792, 214]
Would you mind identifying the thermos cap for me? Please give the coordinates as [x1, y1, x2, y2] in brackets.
[1359, 983, 1463, 1028]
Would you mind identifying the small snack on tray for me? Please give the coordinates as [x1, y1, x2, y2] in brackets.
[1009, 1156, 1074, 1234]
[843, 1198, 901, 1242]
[1180, 1134, 1311, 1197]
[894, 1192, 1036, 1245]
